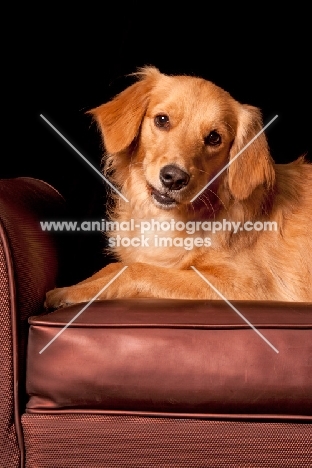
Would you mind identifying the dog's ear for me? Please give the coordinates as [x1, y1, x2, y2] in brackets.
[228, 104, 275, 200]
[88, 67, 160, 154]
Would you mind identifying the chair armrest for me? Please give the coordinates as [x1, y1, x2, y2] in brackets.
[0, 177, 66, 465]
[0, 176, 66, 324]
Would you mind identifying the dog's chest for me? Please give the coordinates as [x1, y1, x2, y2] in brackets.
[107, 221, 215, 267]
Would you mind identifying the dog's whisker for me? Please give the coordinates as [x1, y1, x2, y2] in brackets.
[191, 194, 217, 220]
[186, 201, 196, 217]
[204, 188, 229, 214]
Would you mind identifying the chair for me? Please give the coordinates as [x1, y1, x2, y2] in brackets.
[1, 177, 311, 467]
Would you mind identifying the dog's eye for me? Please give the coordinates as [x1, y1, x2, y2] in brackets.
[154, 114, 170, 129]
[204, 131, 222, 146]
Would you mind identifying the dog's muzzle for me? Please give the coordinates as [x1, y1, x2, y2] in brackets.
[150, 165, 190, 209]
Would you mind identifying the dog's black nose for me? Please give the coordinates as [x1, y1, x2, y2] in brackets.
[160, 165, 190, 190]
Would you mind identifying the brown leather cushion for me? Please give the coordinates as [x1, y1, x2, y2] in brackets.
[26, 299, 312, 418]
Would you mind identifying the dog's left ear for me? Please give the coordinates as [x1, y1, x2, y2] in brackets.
[88, 67, 160, 154]
[228, 105, 275, 200]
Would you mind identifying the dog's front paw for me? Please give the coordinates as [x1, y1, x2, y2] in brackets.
[44, 287, 75, 309]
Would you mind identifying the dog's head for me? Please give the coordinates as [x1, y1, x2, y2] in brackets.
[89, 67, 275, 210]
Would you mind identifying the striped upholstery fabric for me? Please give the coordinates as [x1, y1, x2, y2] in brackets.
[22, 414, 312, 467]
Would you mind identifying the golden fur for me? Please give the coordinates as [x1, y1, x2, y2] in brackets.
[46, 67, 312, 307]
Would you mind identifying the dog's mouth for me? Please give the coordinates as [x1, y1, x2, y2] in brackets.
[150, 186, 178, 209]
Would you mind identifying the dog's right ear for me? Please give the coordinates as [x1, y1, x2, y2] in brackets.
[87, 67, 160, 154]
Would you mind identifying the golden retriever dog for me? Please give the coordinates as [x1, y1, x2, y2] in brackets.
[46, 67, 312, 307]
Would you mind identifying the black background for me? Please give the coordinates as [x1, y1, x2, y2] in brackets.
[4, 5, 311, 281]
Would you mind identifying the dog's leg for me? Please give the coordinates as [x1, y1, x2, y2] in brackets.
[45, 263, 125, 308]
[74, 263, 123, 285]
[45, 262, 238, 308]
